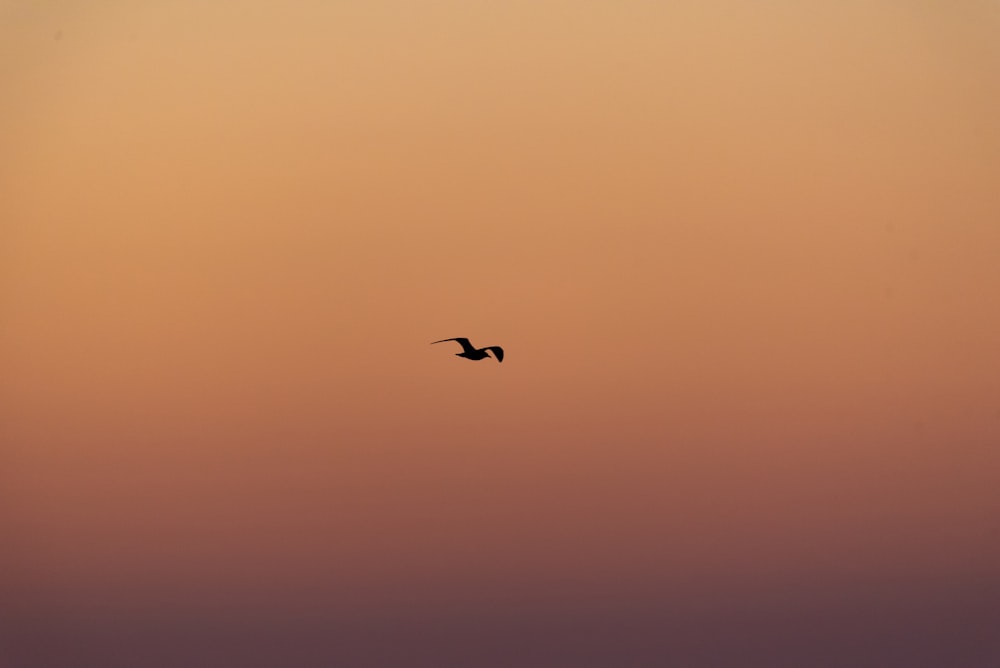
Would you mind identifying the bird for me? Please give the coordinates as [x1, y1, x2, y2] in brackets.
[431, 337, 504, 363]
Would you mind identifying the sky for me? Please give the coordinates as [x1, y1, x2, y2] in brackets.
[2, 1, 1000, 666]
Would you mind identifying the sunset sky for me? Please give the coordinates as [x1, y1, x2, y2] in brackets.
[2, 1, 999, 666]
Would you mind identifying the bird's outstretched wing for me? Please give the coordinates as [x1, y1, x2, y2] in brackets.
[484, 346, 504, 363]
[431, 337, 476, 354]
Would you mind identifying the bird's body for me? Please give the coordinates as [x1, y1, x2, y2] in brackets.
[431, 337, 504, 363]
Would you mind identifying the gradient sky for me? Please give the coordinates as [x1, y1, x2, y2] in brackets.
[2, 2, 1000, 666]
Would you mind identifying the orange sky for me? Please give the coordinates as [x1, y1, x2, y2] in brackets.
[2, 1, 999, 665]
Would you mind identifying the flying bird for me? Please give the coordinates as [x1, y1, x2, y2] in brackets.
[431, 337, 504, 363]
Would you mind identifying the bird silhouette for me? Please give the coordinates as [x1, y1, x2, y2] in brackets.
[431, 337, 504, 363]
